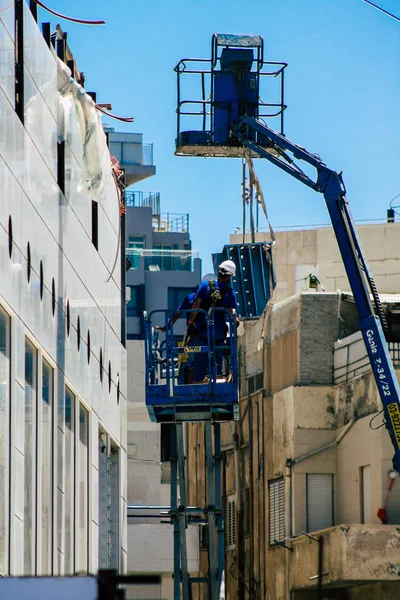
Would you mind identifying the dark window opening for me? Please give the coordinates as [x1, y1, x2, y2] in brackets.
[100, 348, 103, 382]
[247, 371, 264, 395]
[87, 330, 91, 364]
[51, 278, 56, 316]
[387, 310, 400, 344]
[40, 261, 44, 300]
[200, 524, 209, 550]
[161, 423, 173, 462]
[27, 242, 31, 282]
[91, 200, 98, 250]
[126, 285, 144, 318]
[66, 300, 70, 336]
[108, 360, 112, 393]
[77, 317, 81, 351]
[8, 216, 13, 258]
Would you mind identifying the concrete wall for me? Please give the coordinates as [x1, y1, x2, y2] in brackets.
[0, 4, 127, 576]
[242, 293, 358, 398]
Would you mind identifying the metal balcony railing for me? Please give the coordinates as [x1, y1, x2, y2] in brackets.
[153, 213, 189, 233]
[334, 331, 400, 384]
[142, 143, 154, 166]
[126, 248, 199, 272]
[125, 193, 189, 233]
[125, 191, 160, 215]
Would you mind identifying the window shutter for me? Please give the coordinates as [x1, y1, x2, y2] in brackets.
[307, 474, 333, 532]
[269, 478, 284, 546]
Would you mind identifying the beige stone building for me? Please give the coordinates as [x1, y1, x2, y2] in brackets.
[187, 222, 400, 599]
[230, 220, 400, 301]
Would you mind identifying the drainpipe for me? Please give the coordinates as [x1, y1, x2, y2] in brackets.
[233, 421, 240, 513]
[287, 417, 357, 468]
[285, 460, 292, 600]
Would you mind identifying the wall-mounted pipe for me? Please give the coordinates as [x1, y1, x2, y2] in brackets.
[286, 417, 357, 468]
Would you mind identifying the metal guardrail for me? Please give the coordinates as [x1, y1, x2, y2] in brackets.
[124, 194, 189, 232]
[125, 191, 160, 214]
[154, 213, 189, 233]
[142, 143, 153, 166]
[334, 337, 400, 384]
[126, 248, 199, 272]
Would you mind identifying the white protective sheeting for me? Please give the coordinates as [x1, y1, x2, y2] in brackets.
[55, 52, 114, 199]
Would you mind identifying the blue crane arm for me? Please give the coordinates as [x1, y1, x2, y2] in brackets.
[233, 115, 400, 471]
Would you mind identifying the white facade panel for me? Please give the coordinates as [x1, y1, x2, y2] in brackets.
[0, 8, 127, 577]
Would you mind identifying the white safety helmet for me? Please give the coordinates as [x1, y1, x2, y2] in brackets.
[218, 260, 236, 277]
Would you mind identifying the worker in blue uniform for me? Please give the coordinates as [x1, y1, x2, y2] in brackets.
[155, 273, 216, 332]
[155, 290, 197, 332]
[186, 260, 238, 382]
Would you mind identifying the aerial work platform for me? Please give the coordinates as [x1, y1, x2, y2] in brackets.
[144, 309, 239, 423]
[174, 33, 287, 158]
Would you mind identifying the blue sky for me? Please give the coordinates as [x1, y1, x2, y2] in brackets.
[39, 0, 400, 272]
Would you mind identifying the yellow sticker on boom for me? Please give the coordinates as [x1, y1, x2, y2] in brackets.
[184, 346, 201, 353]
[387, 402, 400, 448]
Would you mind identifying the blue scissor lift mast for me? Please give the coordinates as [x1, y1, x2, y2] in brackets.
[144, 309, 238, 600]
[164, 31, 400, 600]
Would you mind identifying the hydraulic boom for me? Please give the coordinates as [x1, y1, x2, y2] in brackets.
[233, 114, 400, 471]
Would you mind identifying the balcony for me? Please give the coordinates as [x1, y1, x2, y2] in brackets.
[108, 132, 156, 185]
[290, 524, 400, 590]
[125, 192, 189, 232]
[126, 248, 199, 272]
[334, 331, 400, 384]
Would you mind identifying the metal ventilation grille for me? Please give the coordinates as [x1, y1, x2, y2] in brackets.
[227, 495, 236, 549]
[269, 477, 284, 546]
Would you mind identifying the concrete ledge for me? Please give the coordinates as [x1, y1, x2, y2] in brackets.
[290, 524, 400, 590]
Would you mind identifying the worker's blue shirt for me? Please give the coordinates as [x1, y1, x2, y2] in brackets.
[178, 292, 196, 324]
[194, 280, 236, 340]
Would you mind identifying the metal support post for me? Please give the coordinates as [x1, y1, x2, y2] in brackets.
[176, 423, 190, 600]
[170, 426, 181, 600]
[205, 422, 217, 600]
[214, 423, 224, 592]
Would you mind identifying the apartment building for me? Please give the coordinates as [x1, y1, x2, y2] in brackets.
[0, 4, 127, 575]
[186, 222, 400, 599]
[125, 191, 201, 599]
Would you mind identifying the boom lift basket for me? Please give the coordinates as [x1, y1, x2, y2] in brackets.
[174, 33, 287, 158]
[144, 308, 239, 423]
